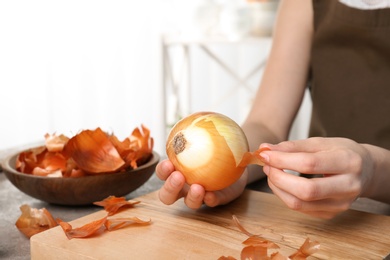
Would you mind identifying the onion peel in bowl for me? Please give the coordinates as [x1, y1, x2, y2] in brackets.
[44, 133, 69, 152]
[64, 127, 125, 174]
[15, 125, 154, 177]
[16, 146, 46, 173]
[109, 124, 153, 169]
[128, 125, 154, 166]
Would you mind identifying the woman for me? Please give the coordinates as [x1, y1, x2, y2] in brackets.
[156, 0, 390, 219]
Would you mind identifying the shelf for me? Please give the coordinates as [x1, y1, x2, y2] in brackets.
[161, 33, 272, 139]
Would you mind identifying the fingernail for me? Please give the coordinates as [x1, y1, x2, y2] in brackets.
[260, 143, 273, 149]
[260, 152, 269, 163]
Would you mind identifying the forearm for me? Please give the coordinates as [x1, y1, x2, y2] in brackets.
[237, 0, 313, 186]
[361, 144, 390, 204]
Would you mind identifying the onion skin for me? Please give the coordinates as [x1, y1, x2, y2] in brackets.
[64, 128, 125, 173]
[166, 112, 256, 191]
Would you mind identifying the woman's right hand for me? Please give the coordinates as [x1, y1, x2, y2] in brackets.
[155, 159, 249, 209]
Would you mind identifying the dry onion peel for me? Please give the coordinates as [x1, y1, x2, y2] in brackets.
[57, 195, 150, 239]
[44, 133, 69, 152]
[93, 196, 141, 216]
[166, 112, 267, 191]
[15, 196, 151, 240]
[15, 204, 58, 238]
[289, 238, 321, 259]
[104, 217, 151, 231]
[16, 125, 153, 177]
[64, 127, 125, 173]
[231, 215, 320, 260]
[57, 217, 107, 239]
[57, 216, 151, 239]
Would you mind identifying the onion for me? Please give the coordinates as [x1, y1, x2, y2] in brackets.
[166, 112, 265, 191]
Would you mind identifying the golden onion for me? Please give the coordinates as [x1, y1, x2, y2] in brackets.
[166, 112, 264, 191]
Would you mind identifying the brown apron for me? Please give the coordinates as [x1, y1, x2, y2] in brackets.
[309, 0, 390, 149]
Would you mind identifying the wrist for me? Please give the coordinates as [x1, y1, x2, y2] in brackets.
[360, 144, 390, 203]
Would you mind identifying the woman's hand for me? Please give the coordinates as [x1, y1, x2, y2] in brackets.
[259, 137, 376, 219]
[156, 159, 248, 209]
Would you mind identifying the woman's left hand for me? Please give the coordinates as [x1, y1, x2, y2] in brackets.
[259, 137, 375, 219]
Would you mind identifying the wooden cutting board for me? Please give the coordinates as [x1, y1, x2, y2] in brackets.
[31, 190, 390, 259]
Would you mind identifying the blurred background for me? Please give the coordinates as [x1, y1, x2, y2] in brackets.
[0, 0, 311, 156]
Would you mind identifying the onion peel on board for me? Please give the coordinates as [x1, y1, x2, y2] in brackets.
[57, 196, 151, 239]
[93, 196, 141, 216]
[56, 216, 151, 239]
[221, 215, 321, 260]
[104, 217, 151, 231]
[16, 196, 151, 239]
[289, 238, 321, 260]
[15, 125, 154, 177]
[57, 217, 108, 239]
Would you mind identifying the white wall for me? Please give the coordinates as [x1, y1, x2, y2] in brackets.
[165, 39, 311, 142]
[0, 0, 311, 156]
[0, 0, 170, 154]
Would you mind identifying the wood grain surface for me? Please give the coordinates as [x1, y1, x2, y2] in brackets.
[31, 190, 390, 259]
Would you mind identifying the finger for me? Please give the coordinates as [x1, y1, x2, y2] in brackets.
[260, 148, 357, 175]
[184, 184, 206, 209]
[203, 172, 248, 207]
[203, 192, 218, 207]
[203, 188, 239, 207]
[155, 159, 175, 181]
[267, 178, 352, 218]
[267, 167, 361, 201]
[261, 138, 336, 153]
[158, 171, 187, 205]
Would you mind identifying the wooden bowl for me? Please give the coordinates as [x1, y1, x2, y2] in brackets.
[2, 149, 159, 206]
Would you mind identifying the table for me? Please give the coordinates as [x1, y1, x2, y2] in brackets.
[1, 147, 389, 259]
[0, 146, 165, 260]
[31, 190, 390, 259]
